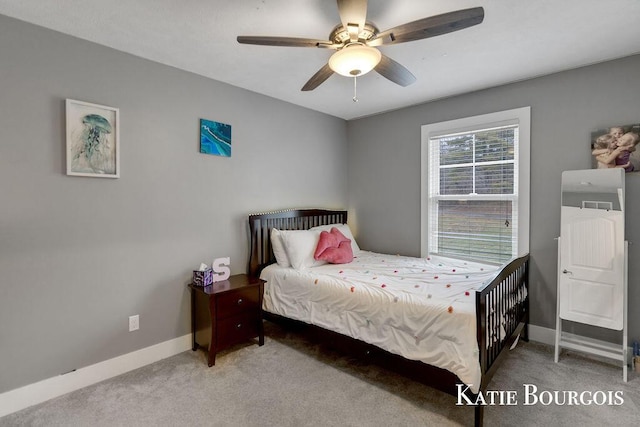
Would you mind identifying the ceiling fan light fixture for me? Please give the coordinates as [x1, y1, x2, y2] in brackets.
[239, 5, 485, 91]
[328, 44, 381, 77]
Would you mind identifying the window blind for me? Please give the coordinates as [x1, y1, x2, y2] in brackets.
[428, 124, 519, 263]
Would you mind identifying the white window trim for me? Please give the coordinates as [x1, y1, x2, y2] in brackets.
[420, 106, 531, 260]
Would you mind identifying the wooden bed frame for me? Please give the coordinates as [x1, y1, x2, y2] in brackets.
[248, 209, 529, 427]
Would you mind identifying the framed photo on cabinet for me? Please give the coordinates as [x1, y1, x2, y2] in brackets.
[590, 124, 640, 173]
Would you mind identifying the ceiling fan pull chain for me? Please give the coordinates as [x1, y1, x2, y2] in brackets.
[353, 76, 358, 103]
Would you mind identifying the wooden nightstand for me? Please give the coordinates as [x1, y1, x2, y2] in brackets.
[189, 274, 265, 366]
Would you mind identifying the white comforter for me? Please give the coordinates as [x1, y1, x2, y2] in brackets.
[260, 251, 501, 393]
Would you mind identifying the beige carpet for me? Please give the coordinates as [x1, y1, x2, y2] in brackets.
[1, 321, 638, 426]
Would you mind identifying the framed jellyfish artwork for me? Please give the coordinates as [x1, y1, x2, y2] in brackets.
[66, 99, 120, 178]
[200, 118, 231, 157]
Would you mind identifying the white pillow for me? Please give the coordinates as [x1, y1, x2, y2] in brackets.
[310, 223, 361, 253]
[270, 229, 291, 268]
[279, 229, 327, 270]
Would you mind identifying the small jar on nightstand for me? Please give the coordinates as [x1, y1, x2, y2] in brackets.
[189, 274, 265, 366]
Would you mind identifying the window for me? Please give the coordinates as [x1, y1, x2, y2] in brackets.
[421, 107, 530, 264]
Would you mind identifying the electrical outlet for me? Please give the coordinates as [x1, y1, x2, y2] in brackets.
[129, 315, 139, 332]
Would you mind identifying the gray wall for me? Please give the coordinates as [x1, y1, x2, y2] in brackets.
[0, 15, 347, 393]
[3, 11, 638, 396]
[347, 54, 640, 344]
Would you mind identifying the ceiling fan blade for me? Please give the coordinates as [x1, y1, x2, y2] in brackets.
[237, 36, 333, 48]
[337, 0, 368, 41]
[301, 63, 335, 91]
[374, 54, 416, 87]
[369, 7, 484, 46]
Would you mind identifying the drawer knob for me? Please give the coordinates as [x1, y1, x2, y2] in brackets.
[236, 323, 242, 329]
[237, 298, 243, 305]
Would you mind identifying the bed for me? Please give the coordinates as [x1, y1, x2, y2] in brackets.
[248, 209, 529, 427]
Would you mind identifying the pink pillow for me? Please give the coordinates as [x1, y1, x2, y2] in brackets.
[317, 240, 353, 264]
[314, 228, 353, 264]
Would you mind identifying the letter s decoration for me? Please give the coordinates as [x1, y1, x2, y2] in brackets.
[212, 257, 231, 282]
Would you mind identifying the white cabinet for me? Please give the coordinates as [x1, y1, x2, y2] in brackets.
[554, 168, 628, 381]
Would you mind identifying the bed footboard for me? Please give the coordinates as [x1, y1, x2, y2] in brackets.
[476, 254, 530, 389]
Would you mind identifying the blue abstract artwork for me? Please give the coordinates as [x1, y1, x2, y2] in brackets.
[200, 119, 231, 157]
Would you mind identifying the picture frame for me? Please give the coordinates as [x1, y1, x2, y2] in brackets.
[66, 99, 120, 178]
[590, 124, 640, 173]
[200, 118, 231, 157]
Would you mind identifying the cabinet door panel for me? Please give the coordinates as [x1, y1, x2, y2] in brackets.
[559, 206, 624, 330]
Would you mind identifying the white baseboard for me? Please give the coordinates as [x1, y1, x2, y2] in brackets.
[0, 326, 630, 418]
[0, 334, 192, 418]
[528, 324, 557, 346]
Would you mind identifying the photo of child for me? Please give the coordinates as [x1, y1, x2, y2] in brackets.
[591, 124, 640, 172]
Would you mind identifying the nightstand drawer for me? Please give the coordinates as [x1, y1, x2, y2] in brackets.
[216, 286, 260, 318]
[217, 312, 260, 348]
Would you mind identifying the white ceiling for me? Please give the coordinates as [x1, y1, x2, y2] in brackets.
[1, 0, 639, 120]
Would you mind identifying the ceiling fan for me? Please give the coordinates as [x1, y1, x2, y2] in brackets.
[237, 0, 484, 92]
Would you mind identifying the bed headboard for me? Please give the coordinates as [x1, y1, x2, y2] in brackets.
[248, 209, 348, 277]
